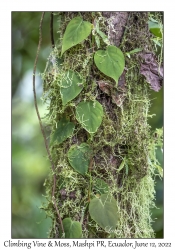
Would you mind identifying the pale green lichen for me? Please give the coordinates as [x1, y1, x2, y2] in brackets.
[40, 12, 163, 238]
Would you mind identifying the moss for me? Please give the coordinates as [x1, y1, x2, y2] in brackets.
[41, 12, 163, 238]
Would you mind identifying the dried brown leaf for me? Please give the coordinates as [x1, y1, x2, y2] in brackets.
[140, 52, 163, 92]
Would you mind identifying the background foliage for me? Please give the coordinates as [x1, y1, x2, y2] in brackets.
[12, 12, 163, 238]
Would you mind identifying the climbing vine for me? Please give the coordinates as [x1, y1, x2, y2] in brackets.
[35, 12, 163, 238]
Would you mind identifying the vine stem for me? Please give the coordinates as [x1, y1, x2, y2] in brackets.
[32, 11, 64, 235]
[88, 158, 93, 202]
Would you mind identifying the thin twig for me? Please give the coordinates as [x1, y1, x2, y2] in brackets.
[53, 197, 64, 235]
[50, 12, 55, 48]
[88, 158, 93, 202]
[32, 12, 64, 235]
[33, 14, 54, 171]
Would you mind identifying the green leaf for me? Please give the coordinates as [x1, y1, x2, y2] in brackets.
[93, 18, 110, 45]
[97, 30, 110, 45]
[148, 20, 162, 38]
[51, 117, 75, 145]
[125, 48, 142, 58]
[93, 178, 109, 195]
[68, 143, 92, 175]
[60, 70, 84, 105]
[62, 218, 82, 238]
[61, 16, 92, 56]
[151, 38, 162, 47]
[76, 101, 103, 134]
[117, 158, 125, 172]
[94, 45, 125, 85]
[89, 194, 118, 232]
[149, 17, 158, 23]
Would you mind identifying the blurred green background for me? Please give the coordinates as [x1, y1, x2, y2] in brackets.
[12, 12, 163, 238]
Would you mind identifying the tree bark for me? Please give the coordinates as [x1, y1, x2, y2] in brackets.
[102, 12, 129, 46]
[41, 11, 163, 239]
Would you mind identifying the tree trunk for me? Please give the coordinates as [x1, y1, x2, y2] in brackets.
[41, 11, 163, 238]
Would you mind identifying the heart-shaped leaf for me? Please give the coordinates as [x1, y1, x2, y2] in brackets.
[68, 143, 92, 175]
[60, 70, 84, 105]
[61, 218, 82, 238]
[94, 45, 125, 85]
[76, 101, 103, 134]
[148, 20, 162, 38]
[61, 16, 92, 56]
[89, 194, 118, 232]
[93, 178, 109, 195]
[51, 117, 75, 145]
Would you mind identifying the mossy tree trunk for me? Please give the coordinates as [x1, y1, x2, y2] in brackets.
[40, 12, 163, 238]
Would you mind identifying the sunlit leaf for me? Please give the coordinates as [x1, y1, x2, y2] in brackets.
[148, 20, 162, 38]
[61, 16, 92, 56]
[94, 45, 125, 85]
